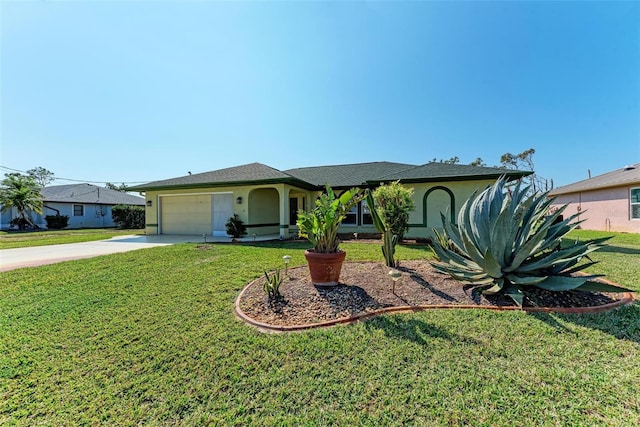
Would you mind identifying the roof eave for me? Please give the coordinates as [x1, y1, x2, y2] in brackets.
[550, 181, 639, 196]
[367, 171, 532, 185]
[130, 177, 318, 192]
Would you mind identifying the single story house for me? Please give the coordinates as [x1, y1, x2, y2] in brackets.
[0, 183, 145, 230]
[549, 163, 640, 233]
[129, 161, 530, 239]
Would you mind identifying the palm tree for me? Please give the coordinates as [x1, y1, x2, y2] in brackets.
[0, 174, 43, 230]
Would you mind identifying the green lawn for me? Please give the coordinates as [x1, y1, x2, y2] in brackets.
[1, 232, 638, 425]
[0, 228, 144, 249]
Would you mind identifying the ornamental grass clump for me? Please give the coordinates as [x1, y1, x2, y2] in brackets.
[429, 176, 631, 306]
[263, 269, 283, 300]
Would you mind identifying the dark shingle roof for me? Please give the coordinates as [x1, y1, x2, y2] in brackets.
[129, 162, 313, 190]
[131, 161, 533, 191]
[284, 162, 416, 188]
[375, 162, 532, 183]
[41, 184, 145, 205]
[549, 163, 640, 195]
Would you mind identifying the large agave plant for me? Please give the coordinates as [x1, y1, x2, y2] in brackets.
[429, 177, 631, 306]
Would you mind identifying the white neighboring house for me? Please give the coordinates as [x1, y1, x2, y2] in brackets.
[0, 183, 145, 230]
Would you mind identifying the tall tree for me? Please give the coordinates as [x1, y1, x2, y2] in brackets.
[27, 167, 55, 188]
[500, 148, 536, 171]
[499, 148, 549, 192]
[430, 156, 460, 164]
[433, 149, 549, 192]
[105, 182, 129, 192]
[469, 157, 486, 167]
[0, 174, 43, 229]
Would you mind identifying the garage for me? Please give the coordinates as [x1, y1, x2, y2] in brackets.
[159, 193, 234, 236]
[160, 194, 211, 235]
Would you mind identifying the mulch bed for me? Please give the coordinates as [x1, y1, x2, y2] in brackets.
[236, 261, 635, 330]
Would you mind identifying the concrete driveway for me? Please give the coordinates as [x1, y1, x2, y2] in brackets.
[0, 235, 202, 272]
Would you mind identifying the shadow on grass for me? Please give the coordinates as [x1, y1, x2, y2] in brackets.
[529, 302, 640, 344]
[596, 245, 640, 255]
[560, 238, 640, 255]
[363, 315, 478, 347]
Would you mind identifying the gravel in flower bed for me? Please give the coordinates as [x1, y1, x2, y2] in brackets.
[237, 260, 629, 327]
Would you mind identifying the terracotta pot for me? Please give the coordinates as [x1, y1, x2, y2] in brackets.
[304, 250, 346, 287]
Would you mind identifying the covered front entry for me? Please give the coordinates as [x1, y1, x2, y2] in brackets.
[159, 193, 234, 236]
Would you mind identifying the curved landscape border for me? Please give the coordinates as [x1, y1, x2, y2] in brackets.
[235, 277, 637, 333]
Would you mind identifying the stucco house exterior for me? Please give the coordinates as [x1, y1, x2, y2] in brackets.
[129, 161, 530, 239]
[548, 163, 640, 233]
[0, 183, 145, 230]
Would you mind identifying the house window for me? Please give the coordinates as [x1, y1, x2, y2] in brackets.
[361, 200, 373, 225]
[631, 188, 640, 219]
[73, 204, 84, 217]
[342, 204, 358, 225]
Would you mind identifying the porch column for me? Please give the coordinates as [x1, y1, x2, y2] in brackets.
[278, 186, 290, 239]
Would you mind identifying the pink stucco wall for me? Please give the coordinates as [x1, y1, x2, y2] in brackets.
[549, 186, 640, 233]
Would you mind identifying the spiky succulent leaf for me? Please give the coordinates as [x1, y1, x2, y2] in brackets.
[441, 212, 465, 253]
[504, 273, 548, 286]
[533, 274, 601, 292]
[482, 279, 505, 294]
[503, 285, 525, 307]
[552, 261, 599, 276]
[575, 280, 633, 293]
[482, 249, 503, 279]
[429, 176, 622, 306]
[366, 191, 385, 233]
[430, 251, 484, 274]
[490, 206, 518, 266]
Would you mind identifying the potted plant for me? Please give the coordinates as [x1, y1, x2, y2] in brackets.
[296, 184, 364, 286]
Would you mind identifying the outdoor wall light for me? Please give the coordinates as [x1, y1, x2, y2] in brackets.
[146, 200, 152, 207]
[236, 196, 242, 204]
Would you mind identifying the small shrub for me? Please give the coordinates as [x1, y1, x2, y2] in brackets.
[263, 269, 283, 300]
[45, 214, 69, 229]
[9, 217, 35, 230]
[111, 205, 145, 229]
[372, 181, 415, 241]
[367, 190, 398, 267]
[367, 183, 414, 267]
[226, 214, 247, 238]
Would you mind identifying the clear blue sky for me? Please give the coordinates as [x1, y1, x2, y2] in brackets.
[2, 1, 638, 189]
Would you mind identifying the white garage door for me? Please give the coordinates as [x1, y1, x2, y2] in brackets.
[212, 193, 234, 236]
[160, 195, 212, 235]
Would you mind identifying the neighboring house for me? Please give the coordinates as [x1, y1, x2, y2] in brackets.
[549, 163, 640, 233]
[128, 162, 530, 239]
[0, 183, 145, 230]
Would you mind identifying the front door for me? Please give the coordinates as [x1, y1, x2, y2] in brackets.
[289, 197, 298, 225]
[212, 193, 234, 236]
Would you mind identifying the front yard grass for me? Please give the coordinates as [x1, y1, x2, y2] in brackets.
[0, 228, 144, 249]
[0, 232, 638, 425]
